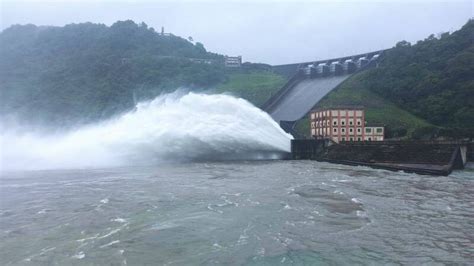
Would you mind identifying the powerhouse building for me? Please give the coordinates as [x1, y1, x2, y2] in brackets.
[310, 107, 384, 143]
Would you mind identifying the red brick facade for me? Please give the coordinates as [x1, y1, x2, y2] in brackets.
[310, 108, 384, 143]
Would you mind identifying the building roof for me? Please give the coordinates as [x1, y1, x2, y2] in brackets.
[311, 106, 365, 112]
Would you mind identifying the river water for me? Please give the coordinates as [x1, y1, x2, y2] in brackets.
[1, 161, 473, 265]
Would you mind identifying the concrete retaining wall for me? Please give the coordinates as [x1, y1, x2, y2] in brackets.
[324, 142, 458, 165]
[290, 140, 470, 176]
[467, 142, 474, 162]
[291, 139, 330, 160]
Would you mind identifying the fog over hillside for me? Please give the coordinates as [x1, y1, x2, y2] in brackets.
[1, 0, 471, 64]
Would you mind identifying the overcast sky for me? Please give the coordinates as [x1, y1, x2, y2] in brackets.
[1, 0, 472, 65]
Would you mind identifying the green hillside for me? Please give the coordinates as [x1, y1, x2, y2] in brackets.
[294, 72, 433, 139]
[352, 20, 473, 137]
[1, 18, 471, 140]
[296, 20, 473, 139]
[212, 71, 286, 107]
[0, 21, 226, 127]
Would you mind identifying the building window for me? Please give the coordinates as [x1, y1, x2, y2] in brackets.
[357, 120, 361, 126]
[368, 137, 372, 141]
[349, 128, 353, 133]
[365, 128, 372, 133]
[342, 137, 346, 141]
[333, 121, 337, 126]
[350, 137, 354, 141]
[341, 128, 345, 133]
[341, 121, 345, 126]
[376, 128, 383, 133]
[349, 121, 353, 126]
[357, 128, 361, 133]
[357, 137, 361, 141]
[333, 128, 337, 133]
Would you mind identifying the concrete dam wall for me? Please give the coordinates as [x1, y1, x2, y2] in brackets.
[267, 74, 351, 123]
[263, 50, 385, 130]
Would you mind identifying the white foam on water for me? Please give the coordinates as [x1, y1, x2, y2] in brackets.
[98, 227, 122, 239]
[351, 198, 362, 204]
[151, 221, 180, 230]
[356, 210, 368, 218]
[207, 204, 224, 214]
[100, 198, 109, 204]
[76, 234, 99, 243]
[36, 209, 49, 214]
[246, 198, 260, 206]
[111, 218, 127, 223]
[0, 90, 292, 171]
[72, 251, 85, 259]
[212, 243, 223, 249]
[23, 247, 56, 262]
[332, 179, 352, 183]
[100, 240, 120, 248]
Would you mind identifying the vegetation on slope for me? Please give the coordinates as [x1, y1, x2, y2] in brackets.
[0, 21, 226, 127]
[2, 18, 471, 141]
[212, 71, 286, 107]
[294, 72, 433, 139]
[296, 19, 473, 139]
[356, 20, 473, 133]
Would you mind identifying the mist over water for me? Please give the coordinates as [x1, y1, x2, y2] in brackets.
[0, 91, 292, 171]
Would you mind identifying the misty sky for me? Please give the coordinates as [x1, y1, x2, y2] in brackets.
[1, 0, 472, 65]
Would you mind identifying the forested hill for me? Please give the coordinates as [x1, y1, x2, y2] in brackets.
[0, 20, 227, 126]
[354, 19, 473, 131]
[2, 19, 472, 135]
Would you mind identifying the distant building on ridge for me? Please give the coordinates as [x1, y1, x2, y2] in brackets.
[160, 26, 171, 37]
[224, 56, 242, 68]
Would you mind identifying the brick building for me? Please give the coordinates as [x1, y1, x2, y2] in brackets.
[310, 107, 384, 143]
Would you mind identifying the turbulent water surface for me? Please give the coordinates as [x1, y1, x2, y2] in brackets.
[1, 161, 473, 265]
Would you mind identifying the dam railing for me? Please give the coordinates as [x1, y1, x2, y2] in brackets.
[272, 49, 388, 77]
[263, 50, 388, 116]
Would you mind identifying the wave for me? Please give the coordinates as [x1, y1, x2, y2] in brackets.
[0, 90, 293, 171]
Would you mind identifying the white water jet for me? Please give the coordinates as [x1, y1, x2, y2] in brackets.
[0, 91, 293, 171]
